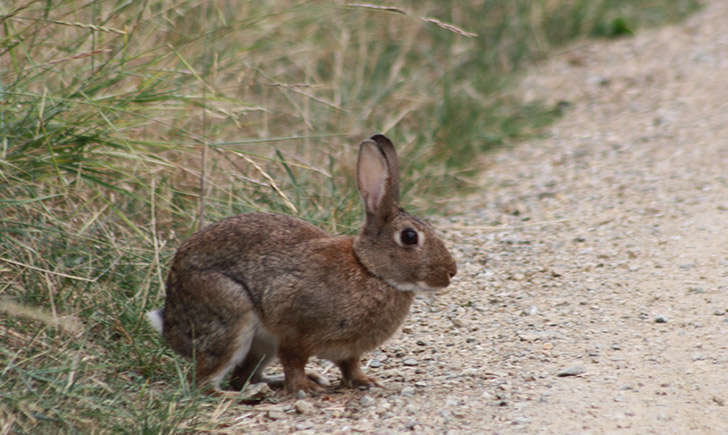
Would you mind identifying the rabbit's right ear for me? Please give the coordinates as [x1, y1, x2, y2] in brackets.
[369, 134, 400, 204]
[357, 138, 396, 231]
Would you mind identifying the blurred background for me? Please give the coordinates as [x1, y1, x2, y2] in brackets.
[0, 0, 700, 431]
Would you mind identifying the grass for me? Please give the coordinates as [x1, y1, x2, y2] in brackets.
[0, 0, 700, 431]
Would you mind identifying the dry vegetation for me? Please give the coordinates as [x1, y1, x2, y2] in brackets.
[1, 0, 699, 431]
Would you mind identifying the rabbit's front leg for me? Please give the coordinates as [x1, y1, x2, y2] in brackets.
[337, 357, 379, 389]
[279, 348, 325, 394]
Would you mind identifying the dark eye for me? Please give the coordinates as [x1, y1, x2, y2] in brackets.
[401, 228, 418, 246]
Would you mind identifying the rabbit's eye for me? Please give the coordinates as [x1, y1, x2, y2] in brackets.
[401, 228, 418, 246]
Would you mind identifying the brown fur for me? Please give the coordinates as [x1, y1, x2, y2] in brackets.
[149, 134, 457, 394]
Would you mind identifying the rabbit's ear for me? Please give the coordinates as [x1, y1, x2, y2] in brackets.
[357, 138, 396, 230]
[369, 134, 400, 204]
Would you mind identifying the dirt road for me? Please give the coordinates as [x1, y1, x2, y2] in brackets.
[237, 2, 728, 432]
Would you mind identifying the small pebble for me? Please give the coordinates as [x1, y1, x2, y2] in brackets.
[240, 382, 273, 402]
[401, 387, 416, 396]
[359, 395, 375, 407]
[557, 365, 586, 377]
[369, 359, 383, 368]
[512, 416, 530, 425]
[403, 358, 418, 366]
[267, 410, 286, 420]
[294, 399, 315, 415]
[655, 315, 668, 323]
[405, 420, 418, 430]
[450, 317, 465, 328]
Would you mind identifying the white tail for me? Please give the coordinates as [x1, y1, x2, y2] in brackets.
[146, 309, 163, 333]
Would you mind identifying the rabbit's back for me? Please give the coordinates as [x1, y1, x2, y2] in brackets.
[173, 213, 328, 272]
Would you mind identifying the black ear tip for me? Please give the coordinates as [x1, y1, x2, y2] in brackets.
[370, 134, 393, 146]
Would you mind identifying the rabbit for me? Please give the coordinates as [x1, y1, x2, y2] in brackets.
[146, 134, 457, 395]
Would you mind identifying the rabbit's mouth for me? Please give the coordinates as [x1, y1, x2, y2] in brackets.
[386, 279, 446, 293]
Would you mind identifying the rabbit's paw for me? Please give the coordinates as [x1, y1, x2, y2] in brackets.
[341, 373, 379, 389]
[338, 357, 380, 389]
[286, 373, 326, 395]
[306, 370, 331, 387]
[262, 371, 329, 389]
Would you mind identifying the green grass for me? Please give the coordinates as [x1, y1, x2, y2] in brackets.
[1, 0, 700, 431]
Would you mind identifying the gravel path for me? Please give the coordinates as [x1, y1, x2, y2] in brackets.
[230, 2, 728, 432]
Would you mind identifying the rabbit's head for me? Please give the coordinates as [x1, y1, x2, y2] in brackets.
[353, 135, 457, 292]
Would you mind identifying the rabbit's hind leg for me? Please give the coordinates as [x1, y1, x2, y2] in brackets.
[194, 313, 256, 392]
[228, 325, 277, 390]
[163, 269, 259, 392]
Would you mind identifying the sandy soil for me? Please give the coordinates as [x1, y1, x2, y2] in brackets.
[230, 2, 728, 432]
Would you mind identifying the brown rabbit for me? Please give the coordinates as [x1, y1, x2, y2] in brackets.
[147, 134, 457, 394]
